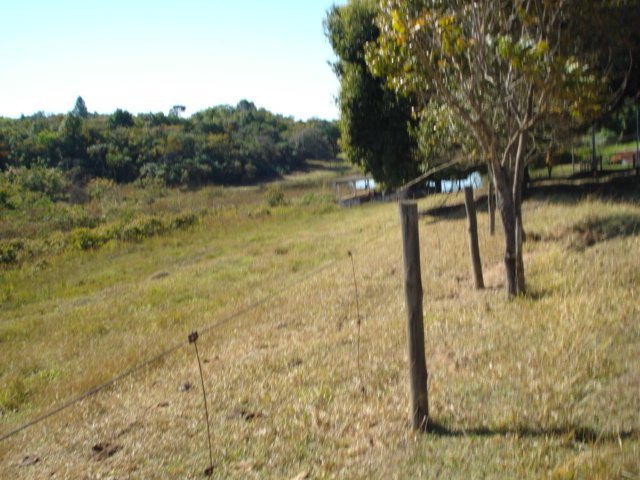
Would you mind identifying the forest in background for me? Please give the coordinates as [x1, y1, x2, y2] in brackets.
[0, 98, 339, 190]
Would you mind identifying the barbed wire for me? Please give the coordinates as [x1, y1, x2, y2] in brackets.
[0, 341, 186, 443]
[0, 215, 401, 444]
[0, 260, 337, 443]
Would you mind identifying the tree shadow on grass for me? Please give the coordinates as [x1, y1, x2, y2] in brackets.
[421, 175, 640, 223]
[426, 420, 637, 444]
[528, 174, 640, 205]
[293, 158, 351, 175]
[421, 194, 489, 222]
[568, 213, 640, 250]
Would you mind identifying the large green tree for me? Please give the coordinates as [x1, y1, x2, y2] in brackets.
[107, 109, 134, 129]
[325, 0, 418, 188]
[369, 0, 639, 296]
[72, 96, 89, 119]
[57, 113, 85, 166]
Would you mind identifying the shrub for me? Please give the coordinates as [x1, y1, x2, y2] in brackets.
[70, 228, 108, 250]
[52, 204, 101, 231]
[265, 185, 286, 207]
[169, 213, 199, 230]
[87, 177, 117, 200]
[0, 188, 14, 209]
[7, 166, 69, 201]
[0, 240, 23, 264]
[118, 216, 165, 242]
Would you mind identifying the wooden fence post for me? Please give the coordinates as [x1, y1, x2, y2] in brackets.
[399, 202, 429, 431]
[464, 187, 485, 290]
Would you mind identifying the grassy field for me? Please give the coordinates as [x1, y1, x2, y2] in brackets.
[1, 165, 639, 479]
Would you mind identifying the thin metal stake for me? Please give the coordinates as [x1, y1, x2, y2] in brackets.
[189, 331, 214, 477]
[348, 251, 362, 385]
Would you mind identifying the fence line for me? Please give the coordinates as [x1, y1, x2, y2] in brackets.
[0, 219, 401, 444]
[0, 341, 186, 442]
[0, 260, 336, 443]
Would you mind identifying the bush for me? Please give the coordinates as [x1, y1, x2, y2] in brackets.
[169, 213, 199, 230]
[119, 216, 165, 242]
[52, 204, 101, 231]
[265, 185, 286, 207]
[0, 188, 14, 209]
[2, 210, 200, 263]
[0, 240, 23, 264]
[7, 166, 69, 201]
[87, 177, 117, 200]
[69, 228, 109, 250]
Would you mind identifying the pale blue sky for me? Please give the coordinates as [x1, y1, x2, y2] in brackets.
[1, 0, 345, 120]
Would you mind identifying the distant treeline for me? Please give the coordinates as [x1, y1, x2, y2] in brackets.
[0, 98, 339, 186]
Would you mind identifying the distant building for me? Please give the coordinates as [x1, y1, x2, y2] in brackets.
[610, 151, 637, 166]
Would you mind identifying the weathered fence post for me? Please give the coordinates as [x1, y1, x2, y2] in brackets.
[399, 202, 429, 431]
[464, 186, 485, 290]
[488, 180, 496, 236]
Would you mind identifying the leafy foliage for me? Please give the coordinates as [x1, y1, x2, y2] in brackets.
[368, 0, 640, 296]
[325, 0, 419, 189]
[72, 96, 89, 118]
[0, 100, 339, 187]
[5, 165, 69, 200]
[107, 109, 134, 129]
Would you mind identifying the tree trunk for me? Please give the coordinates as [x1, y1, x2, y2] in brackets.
[488, 179, 496, 236]
[493, 168, 518, 297]
[511, 132, 527, 296]
[515, 202, 525, 294]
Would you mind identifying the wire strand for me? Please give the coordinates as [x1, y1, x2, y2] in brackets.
[0, 215, 400, 444]
[0, 259, 341, 443]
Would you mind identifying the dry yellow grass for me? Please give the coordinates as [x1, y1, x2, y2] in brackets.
[0, 180, 639, 479]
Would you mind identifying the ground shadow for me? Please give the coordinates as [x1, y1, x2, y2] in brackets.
[421, 175, 640, 222]
[528, 174, 640, 205]
[293, 158, 351, 175]
[426, 420, 637, 444]
[568, 212, 640, 249]
[421, 194, 489, 221]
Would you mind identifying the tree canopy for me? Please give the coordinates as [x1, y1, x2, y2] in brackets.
[368, 0, 640, 296]
[325, 0, 419, 189]
[0, 101, 339, 186]
[72, 96, 89, 118]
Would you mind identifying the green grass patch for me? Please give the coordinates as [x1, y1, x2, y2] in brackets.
[0, 169, 638, 478]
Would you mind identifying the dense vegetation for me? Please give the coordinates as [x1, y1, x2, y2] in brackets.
[0, 98, 339, 187]
[324, 0, 420, 189]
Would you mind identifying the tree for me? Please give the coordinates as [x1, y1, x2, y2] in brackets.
[0, 129, 10, 170]
[72, 96, 89, 118]
[169, 105, 186, 118]
[289, 120, 339, 160]
[58, 113, 85, 165]
[107, 109, 134, 129]
[369, 0, 638, 296]
[325, 0, 419, 188]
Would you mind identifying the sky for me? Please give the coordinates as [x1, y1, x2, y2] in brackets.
[0, 0, 345, 120]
